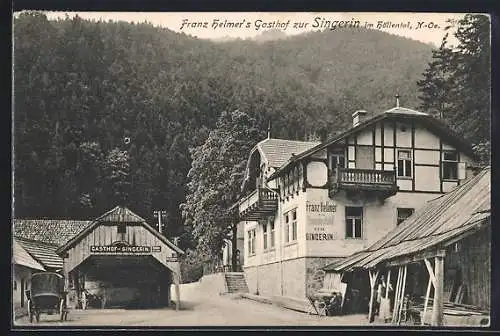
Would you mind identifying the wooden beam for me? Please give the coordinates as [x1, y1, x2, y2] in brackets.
[384, 249, 446, 268]
[392, 267, 402, 323]
[422, 274, 433, 326]
[424, 258, 436, 287]
[174, 263, 181, 311]
[368, 269, 379, 323]
[397, 265, 407, 325]
[385, 269, 391, 298]
[431, 254, 445, 326]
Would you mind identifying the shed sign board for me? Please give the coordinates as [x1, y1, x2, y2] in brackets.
[90, 245, 154, 253]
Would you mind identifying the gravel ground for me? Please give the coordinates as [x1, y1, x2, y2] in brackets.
[14, 282, 370, 327]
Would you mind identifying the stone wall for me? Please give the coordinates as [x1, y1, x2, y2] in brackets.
[305, 257, 344, 297]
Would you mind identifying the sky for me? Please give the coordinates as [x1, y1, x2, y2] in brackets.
[36, 12, 476, 47]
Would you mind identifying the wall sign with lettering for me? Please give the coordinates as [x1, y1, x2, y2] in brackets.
[306, 233, 335, 241]
[306, 202, 337, 213]
[90, 245, 157, 254]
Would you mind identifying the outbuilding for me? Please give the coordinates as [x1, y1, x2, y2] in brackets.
[323, 167, 490, 327]
[54, 206, 184, 310]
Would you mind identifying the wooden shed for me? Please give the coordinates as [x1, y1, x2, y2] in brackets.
[55, 206, 184, 310]
[324, 167, 491, 327]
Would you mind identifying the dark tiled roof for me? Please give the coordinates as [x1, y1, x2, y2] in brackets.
[325, 167, 491, 272]
[257, 138, 320, 168]
[12, 238, 45, 271]
[15, 237, 62, 270]
[13, 219, 92, 246]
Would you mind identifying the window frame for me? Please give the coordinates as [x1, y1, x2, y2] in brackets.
[291, 209, 297, 241]
[345, 206, 363, 239]
[397, 149, 412, 178]
[284, 213, 290, 243]
[270, 219, 275, 248]
[397, 207, 415, 225]
[442, 150, 459, 181]
[248, 229, 256, 256]
[263, 223, 268, 250]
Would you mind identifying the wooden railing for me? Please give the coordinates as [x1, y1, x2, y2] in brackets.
[335, 167, 396, 185]
[238, 187, 279, 215]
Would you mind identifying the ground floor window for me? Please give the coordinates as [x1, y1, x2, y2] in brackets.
[291, 210, 297, 241]
[270, 218, 275, 248]
[284, 209, 297, 243]
[345, 207, 363, 238]
[397, 208, 415, 225]
[247, 229, 256, 256]
[284, 213, 290, 243]
[263, 224, 268, 250]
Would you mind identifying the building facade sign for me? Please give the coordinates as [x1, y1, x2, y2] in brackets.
[306, 201, 337, 213]
[90, 245, 159, 254]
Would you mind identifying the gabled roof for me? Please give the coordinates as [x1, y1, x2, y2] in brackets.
[13, 219, 92, 246]
[256, 138, 321, 168]
[241, 138, 320, 191]
[55, 206, 184, 255]
[269, 106, 477, 180]
[12, 238, 46, 271]
[325, 167, 491, 272]
[15, 237, 62, 270]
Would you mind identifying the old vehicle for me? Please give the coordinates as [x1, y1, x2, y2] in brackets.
[25, 272, 69, 322]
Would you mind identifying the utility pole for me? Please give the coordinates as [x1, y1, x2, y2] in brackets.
[153, 210, 167, 234]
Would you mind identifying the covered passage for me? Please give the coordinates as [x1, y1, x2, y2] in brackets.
[56, 206, 184, 310]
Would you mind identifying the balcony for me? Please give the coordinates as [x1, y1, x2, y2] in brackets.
[330, 167, 398, 198]
[239, 188, 278, 221]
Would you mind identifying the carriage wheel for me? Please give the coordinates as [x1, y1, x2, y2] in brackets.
[27, 300, 33, 323]
[59, 299, 65, 321]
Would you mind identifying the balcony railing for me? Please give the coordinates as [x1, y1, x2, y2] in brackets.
[330, 167, 398, 197]
[239, 188, 278, 221]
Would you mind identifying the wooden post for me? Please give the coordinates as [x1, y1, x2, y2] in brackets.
[431, 254, 445, 326]
[397, 265, 407, 324]
[367, 269, 379, 323]
[422, 273, 432, 325]
[174, 263, 181, 311]
[392, 267, 402, 323]
[385, 269, 391, 298]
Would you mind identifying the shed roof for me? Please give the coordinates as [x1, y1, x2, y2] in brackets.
[15, 237, 62, 270]
[325, 167, 491, 272]
[12, 238, 46, 271]
[13, 219, 92, 246]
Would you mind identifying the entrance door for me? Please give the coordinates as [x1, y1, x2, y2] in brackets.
[356, 146, 374, 169]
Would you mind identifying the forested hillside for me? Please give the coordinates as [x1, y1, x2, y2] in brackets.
[13, 12, 434, 248]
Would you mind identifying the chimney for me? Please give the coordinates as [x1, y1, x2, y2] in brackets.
[352, 110, 368, 127]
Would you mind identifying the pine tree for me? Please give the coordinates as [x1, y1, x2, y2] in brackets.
[417, 14, 491, 164]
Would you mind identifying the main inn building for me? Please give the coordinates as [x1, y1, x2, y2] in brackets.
[236, 105, 479, 300]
